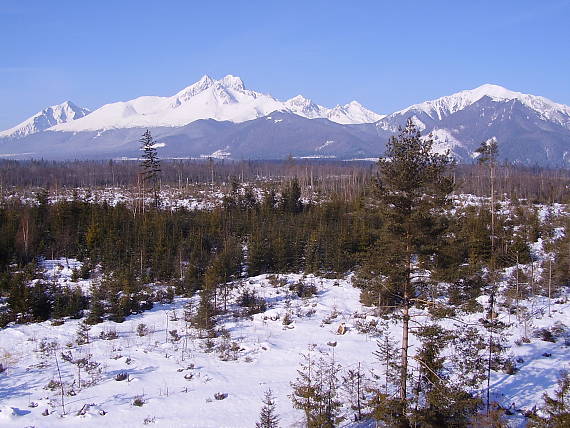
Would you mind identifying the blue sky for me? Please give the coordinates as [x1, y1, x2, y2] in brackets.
[1, 0, 569, 129]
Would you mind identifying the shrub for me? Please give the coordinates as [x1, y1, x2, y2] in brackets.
[237, 289, 267, 316]
[115, 372, 128, 381]
[137, 323, 149, 337]
[290, 280, 317, 298]
[535, 328, 555, 343]
[99, 328, 119, 340]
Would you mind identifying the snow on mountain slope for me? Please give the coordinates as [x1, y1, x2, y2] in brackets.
[43, 75, 383, 132]
[427, 128, 466, 155]
[392, 84, 570, 128]
[50, 75, 286, 132]
[326, 100, 385, 124]
[284, 96, 385, 124]
[284, 95, 329, 119]
[0, 101, 90, 138]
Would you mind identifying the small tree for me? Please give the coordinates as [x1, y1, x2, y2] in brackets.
[529, 370, 570, 427]
[256, 389, 280, 428]
[290, 345, 343, 427]
[140, 129, 161, 210]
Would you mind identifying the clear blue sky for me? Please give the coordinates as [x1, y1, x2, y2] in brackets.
[1, 0, 569, 129]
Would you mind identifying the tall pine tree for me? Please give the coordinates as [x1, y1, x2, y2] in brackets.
[140, 130, 161, 210]
[359, 119, 455, 406]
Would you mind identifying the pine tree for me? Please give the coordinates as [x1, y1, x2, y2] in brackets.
[256, 389, 280, 428]
[140, 130, 161, 210]
[358, 119, 455, 405]
[191, 287, 217, 338]
[341, 362, 367, 422]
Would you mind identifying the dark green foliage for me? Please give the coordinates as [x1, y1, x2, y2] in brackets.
[356, 119, 455, 404]
[450, 327, 487, 388]
[85, 280, 105, 325]
[281, 178, 302, 213]
[51, 286, 87, 319]
[191, 287, 217, 337]
[409, 325, 481, 427]
[356, 119, 455, 309]
[367, 391, 409, 428]
[290, 347, 343, 427]
[0, 180, 374, 293]
[529, 370, 570, 427]
[552, 217, 570, 288]
[256, 389, 280, 428]
[140, 130, 161, 209]
[237, 288, 267, 316]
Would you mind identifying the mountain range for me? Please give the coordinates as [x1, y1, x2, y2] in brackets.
[1, 75, 569, 166]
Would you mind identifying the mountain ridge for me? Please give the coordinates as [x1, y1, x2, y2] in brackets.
[1, 78, 569, 166]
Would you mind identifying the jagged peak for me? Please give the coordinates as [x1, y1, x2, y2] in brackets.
[219, 74, 245, 90]
[286, 95, 314, 105]
[0, 100, 90, 138]
[175, 75, 215, 99]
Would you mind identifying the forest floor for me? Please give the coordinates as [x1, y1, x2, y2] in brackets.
[1, 261, 569, 427]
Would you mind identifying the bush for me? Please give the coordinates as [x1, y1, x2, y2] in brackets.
[99, 328, 119, 340]
[133, 396, 145, 406]
[237, 289, 267, 315]
[535, 328, 556, 343]
[290, 280, 317, 298]
[115, 372, 128, 381]
[502, 358, 519, 375]
[137, 323, 149, 337]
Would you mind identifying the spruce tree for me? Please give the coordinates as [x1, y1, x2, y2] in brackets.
[290, 346, 343, 427]
[256, 389, 280, 428]
[140, 129, 161, 210]
[529, 370, 570, 427]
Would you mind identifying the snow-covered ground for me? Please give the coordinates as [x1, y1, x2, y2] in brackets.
[1, 263, 570, 427]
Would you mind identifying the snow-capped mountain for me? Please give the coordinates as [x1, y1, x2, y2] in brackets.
[33, 75, 382, 133]
[284, 95, 329, 119]
[0, 101, 90, 138]
[327, 101, 385, 124]
[378, 84, 570, 132]
[284, 96, 384, 124]
[1, 80, 569, 166]
[374, 84, 570, 164]
[48, 75, 285, 132]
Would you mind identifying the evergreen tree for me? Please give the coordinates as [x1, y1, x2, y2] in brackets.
[357, 119, 455, 404]
[373, 333, 401, 396]
[529, 370, 570, 427]
[281, 178, 302, 213]
[85, 279, 105, 325]
[290, 346, 343, 427]
[410, 325, 480, 427]
[191, 287, 217, 338]
[140, 130, 161, 210]
[256, 389, 280, 428]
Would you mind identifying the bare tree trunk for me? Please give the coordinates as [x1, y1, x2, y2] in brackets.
[400, 244, 411, 402]
[400, 298, 409, 401]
